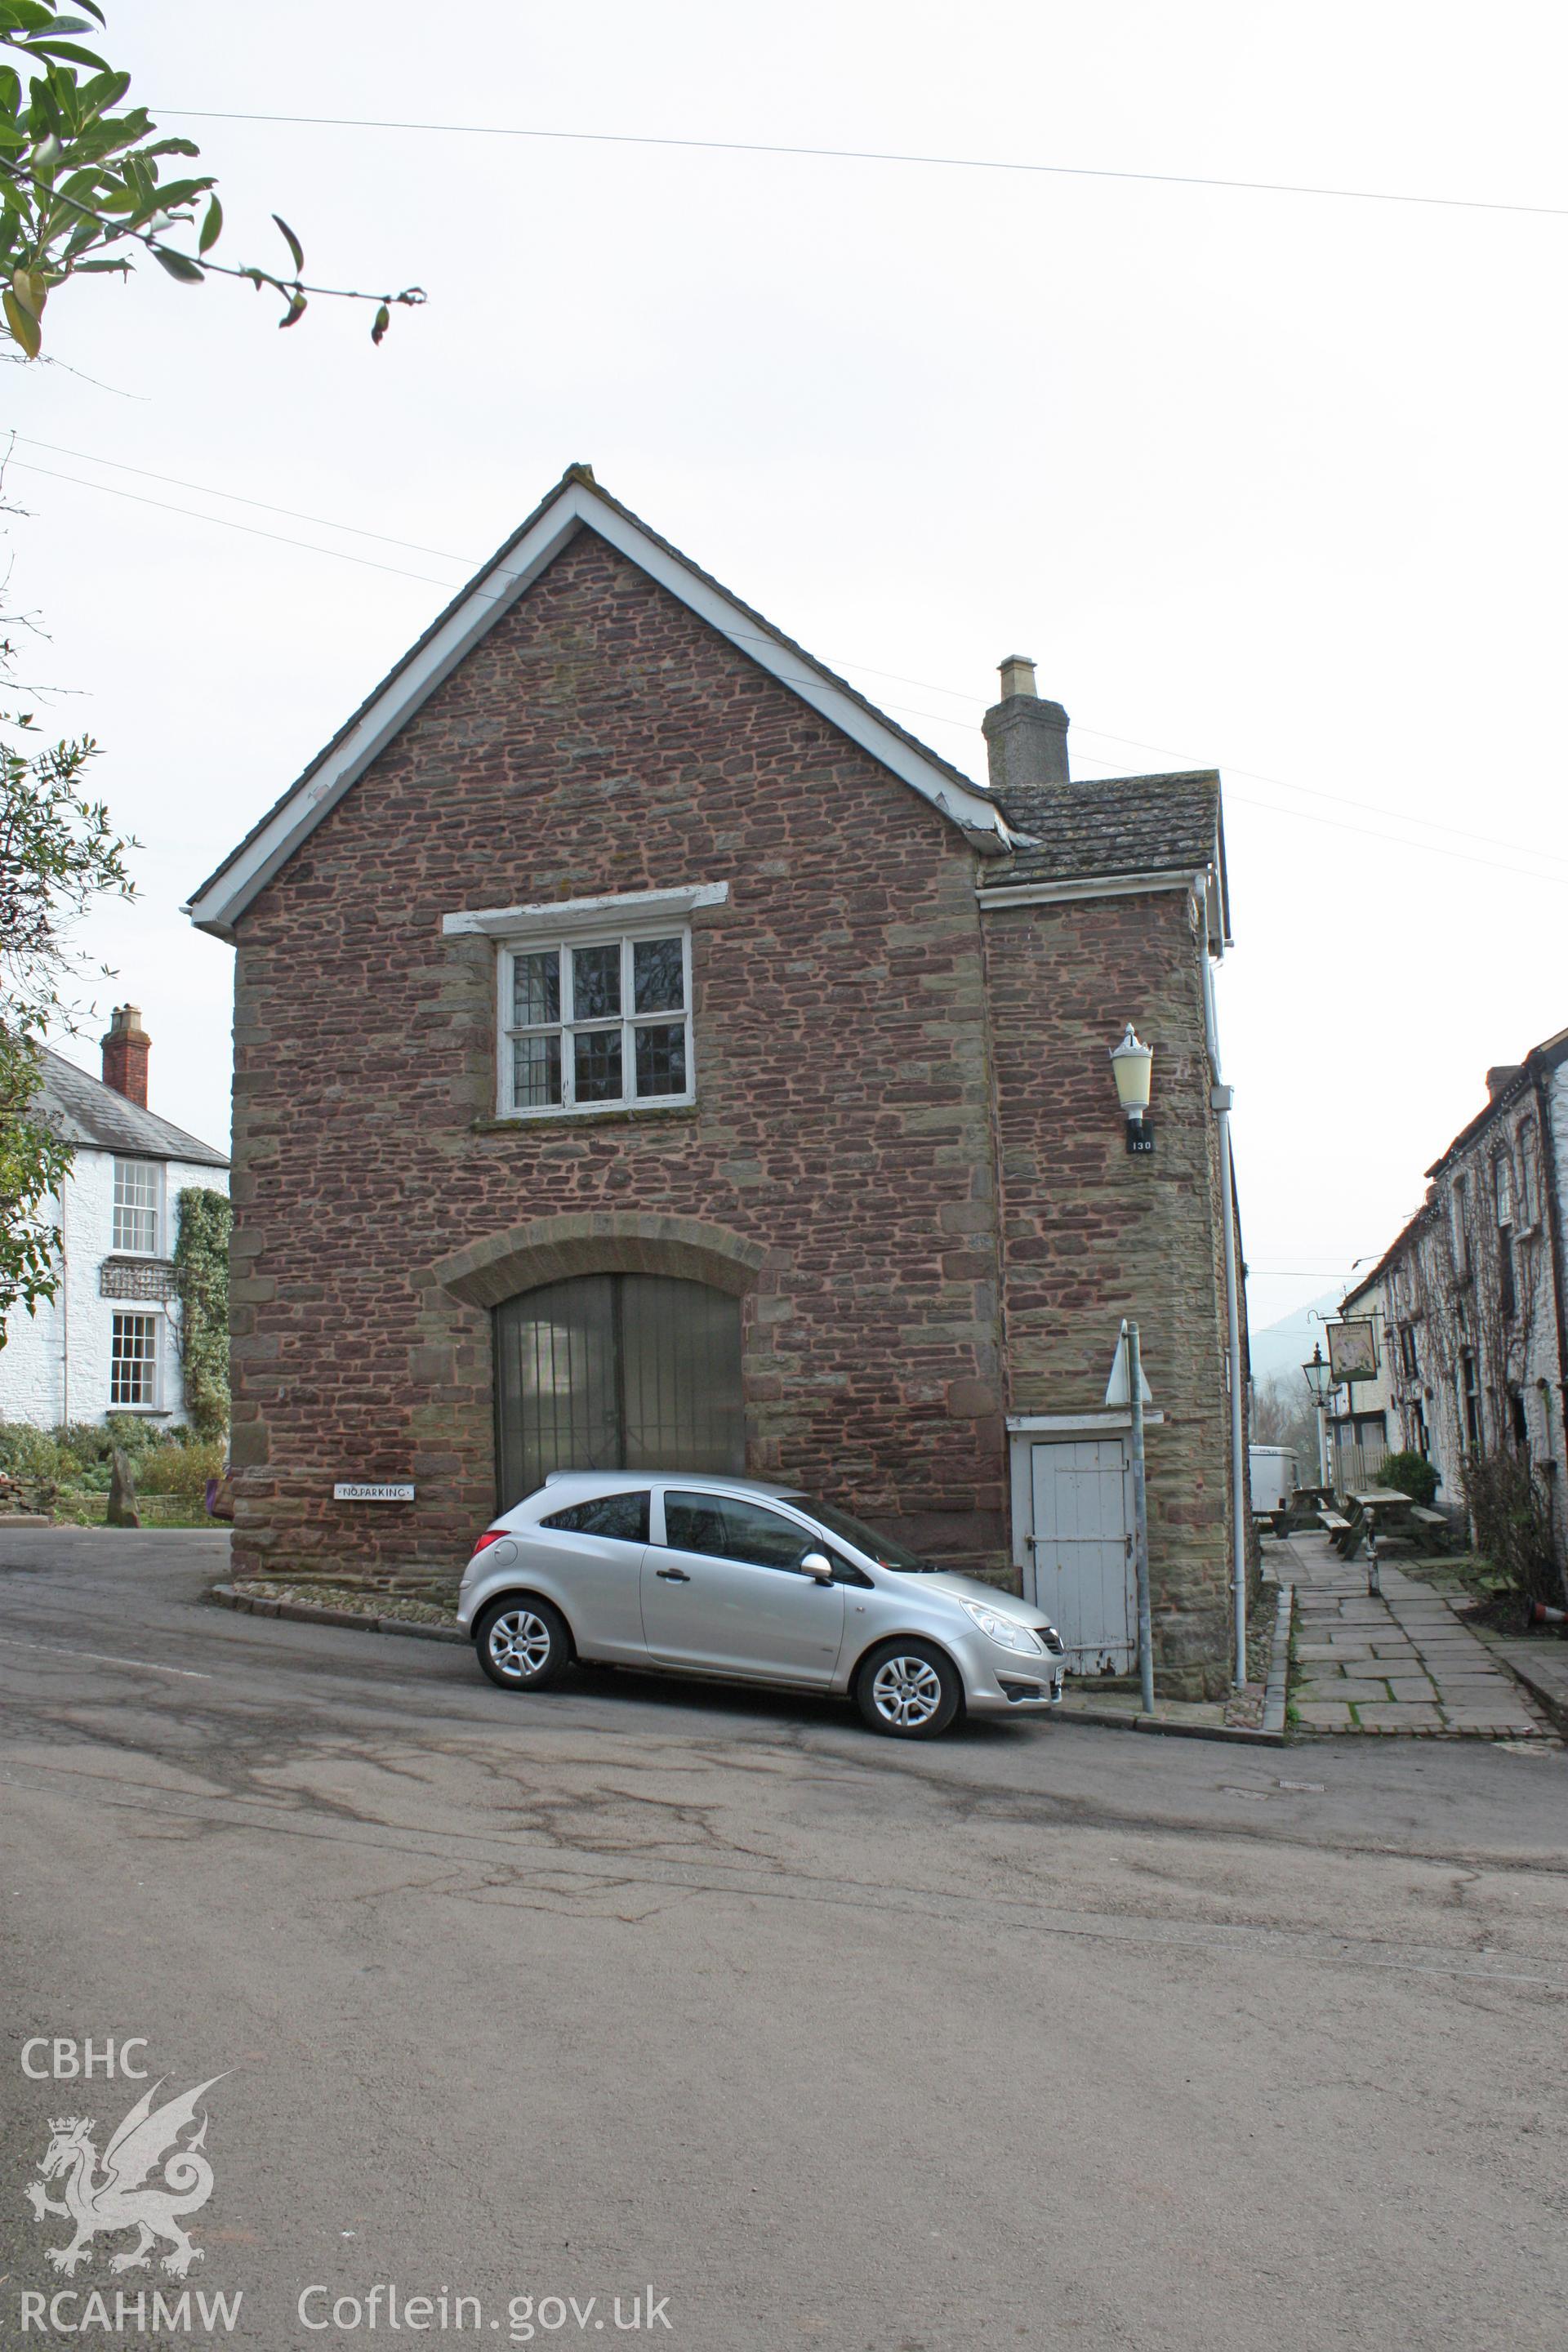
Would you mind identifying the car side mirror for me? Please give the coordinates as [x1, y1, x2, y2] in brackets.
[800, 1552, 835, 1584]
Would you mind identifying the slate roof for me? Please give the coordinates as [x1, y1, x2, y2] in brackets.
[985, 769, 1229, 931]
[1423, 1022, 1568, 1178]
[1343, 1019, 1568, 1306]
[33, 1047, 229, 1169]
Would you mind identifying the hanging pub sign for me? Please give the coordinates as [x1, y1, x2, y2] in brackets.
[1326, 1319, 1378, 1384]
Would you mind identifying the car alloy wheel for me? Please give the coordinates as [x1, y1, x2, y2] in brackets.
[475, 1597, 569, 1692]
[857, 1638, 960, 1739]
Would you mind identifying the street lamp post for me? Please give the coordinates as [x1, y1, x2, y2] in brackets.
[1303, 1343, 1334, 1489]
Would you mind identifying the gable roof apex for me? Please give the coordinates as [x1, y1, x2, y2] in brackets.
[185, 467, 1016, 940]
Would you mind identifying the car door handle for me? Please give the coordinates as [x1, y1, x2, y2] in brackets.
[655, 1566, 691, 1583]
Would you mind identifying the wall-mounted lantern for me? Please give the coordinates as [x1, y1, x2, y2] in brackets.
[1109, 1024, 1155, 1153]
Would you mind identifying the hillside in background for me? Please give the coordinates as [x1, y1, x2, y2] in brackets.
[1248, 1286, 1343, 1387]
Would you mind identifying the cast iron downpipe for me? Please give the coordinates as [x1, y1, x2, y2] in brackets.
[1198, 880, 1249, 1690]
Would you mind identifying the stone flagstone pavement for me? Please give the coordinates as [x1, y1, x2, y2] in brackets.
[1277, 1528, 1550, 1735]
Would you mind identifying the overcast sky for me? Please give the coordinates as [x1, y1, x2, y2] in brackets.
[13, 0, 1568, 1343]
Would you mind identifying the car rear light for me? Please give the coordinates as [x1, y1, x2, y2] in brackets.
[470, 1529, 508, 1556]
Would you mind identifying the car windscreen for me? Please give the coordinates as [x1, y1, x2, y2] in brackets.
[781, 1496, 937, 1571]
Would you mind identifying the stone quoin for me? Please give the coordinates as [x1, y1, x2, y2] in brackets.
[187, 466, 1250, 1698]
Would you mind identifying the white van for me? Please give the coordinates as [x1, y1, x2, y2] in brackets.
[1248, 1445, 1298, 1534]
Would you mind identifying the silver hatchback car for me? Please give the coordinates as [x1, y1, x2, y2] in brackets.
[457, 1471, 1065, 1738]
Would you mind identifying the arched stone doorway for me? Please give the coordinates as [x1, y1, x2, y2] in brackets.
[430, 1213, 767, 1514]
[494, 1273, 743, 1509]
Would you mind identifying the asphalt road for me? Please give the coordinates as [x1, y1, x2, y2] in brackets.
[2, 1530, 1566, 2352]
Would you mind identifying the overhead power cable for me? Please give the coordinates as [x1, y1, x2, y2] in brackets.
[6, 458, 459, 587]
[154, 107, 1568, 224]
[8, 431, 1561, 862]
[9, 439, 1566, 886]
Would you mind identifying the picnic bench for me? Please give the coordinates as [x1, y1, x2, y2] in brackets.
[1276, 1482, 1335, 1534]
[1407, 1503, 1450, 1550]
[1335, 1486, 1457, 1561]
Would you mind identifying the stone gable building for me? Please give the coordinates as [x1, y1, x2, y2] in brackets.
[188, 467, 1250, 1696]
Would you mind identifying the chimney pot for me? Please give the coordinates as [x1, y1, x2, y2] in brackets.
[982, 657, 1071, 792]
[101, 1004, 150, 1108]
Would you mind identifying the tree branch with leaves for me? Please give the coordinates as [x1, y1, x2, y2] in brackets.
[0, 0, 425, 354]
[0, 711, 134, 1326]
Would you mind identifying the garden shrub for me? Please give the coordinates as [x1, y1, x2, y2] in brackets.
[1461, 1448, 1565, 1611]
[1375, 1450, 1440, 1509]
[0, 1419, 223, 1514]
[136, 1434, 224, 1504]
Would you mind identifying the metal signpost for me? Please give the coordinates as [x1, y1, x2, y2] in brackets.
[1125, 1321, 1155, 1715]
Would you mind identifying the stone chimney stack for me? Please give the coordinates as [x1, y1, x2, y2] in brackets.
[1485, 1064, 1524, 1102]
[982, 656, 1071, 792]
[101, 1004, 150, 1107]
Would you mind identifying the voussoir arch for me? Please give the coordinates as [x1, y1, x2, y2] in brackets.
[429, 1211, 769, 1312]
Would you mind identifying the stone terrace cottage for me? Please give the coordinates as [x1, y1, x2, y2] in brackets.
[187, 466, 1251, 1697]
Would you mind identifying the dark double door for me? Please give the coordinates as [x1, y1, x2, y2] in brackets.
[494, 1273, 744, 1509]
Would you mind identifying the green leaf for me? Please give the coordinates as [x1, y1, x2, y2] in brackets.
[76, 66, 127, 110]
[371, 300, 390, 345]
[69, 253, 127, 272]
[272, 212, 303, 272]
[152, 243, 202, 283]
[278, 289, 306, 329]
[3, 283, 39, 352]
[10, 262, 42, 315]
[16, 38, 109, 70]
[198, 192, 220, 252]
[57, 165, 105, 206]
[148, 176, 210, 209]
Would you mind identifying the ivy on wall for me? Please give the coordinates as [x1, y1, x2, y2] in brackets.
[174, 1187, 232, 1438]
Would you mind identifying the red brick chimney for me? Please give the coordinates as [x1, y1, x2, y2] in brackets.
[100, 1004, 150, 1107]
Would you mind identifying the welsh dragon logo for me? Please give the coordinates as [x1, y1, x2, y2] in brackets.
[24, 2077, 224, 2278]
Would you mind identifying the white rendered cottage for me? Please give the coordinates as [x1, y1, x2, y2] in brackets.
[0, 1008, 229, 1428]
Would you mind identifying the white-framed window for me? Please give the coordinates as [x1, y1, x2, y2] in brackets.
[498, 929, 693, 1117]
[112, 1158, 162, 1254]
[110, 1312, 159, 1408]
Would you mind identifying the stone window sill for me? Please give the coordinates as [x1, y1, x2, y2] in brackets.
[472, 1102, 703, 1136]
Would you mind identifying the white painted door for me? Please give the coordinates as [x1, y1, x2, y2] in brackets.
[1027, 1440, 1135, 1675]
